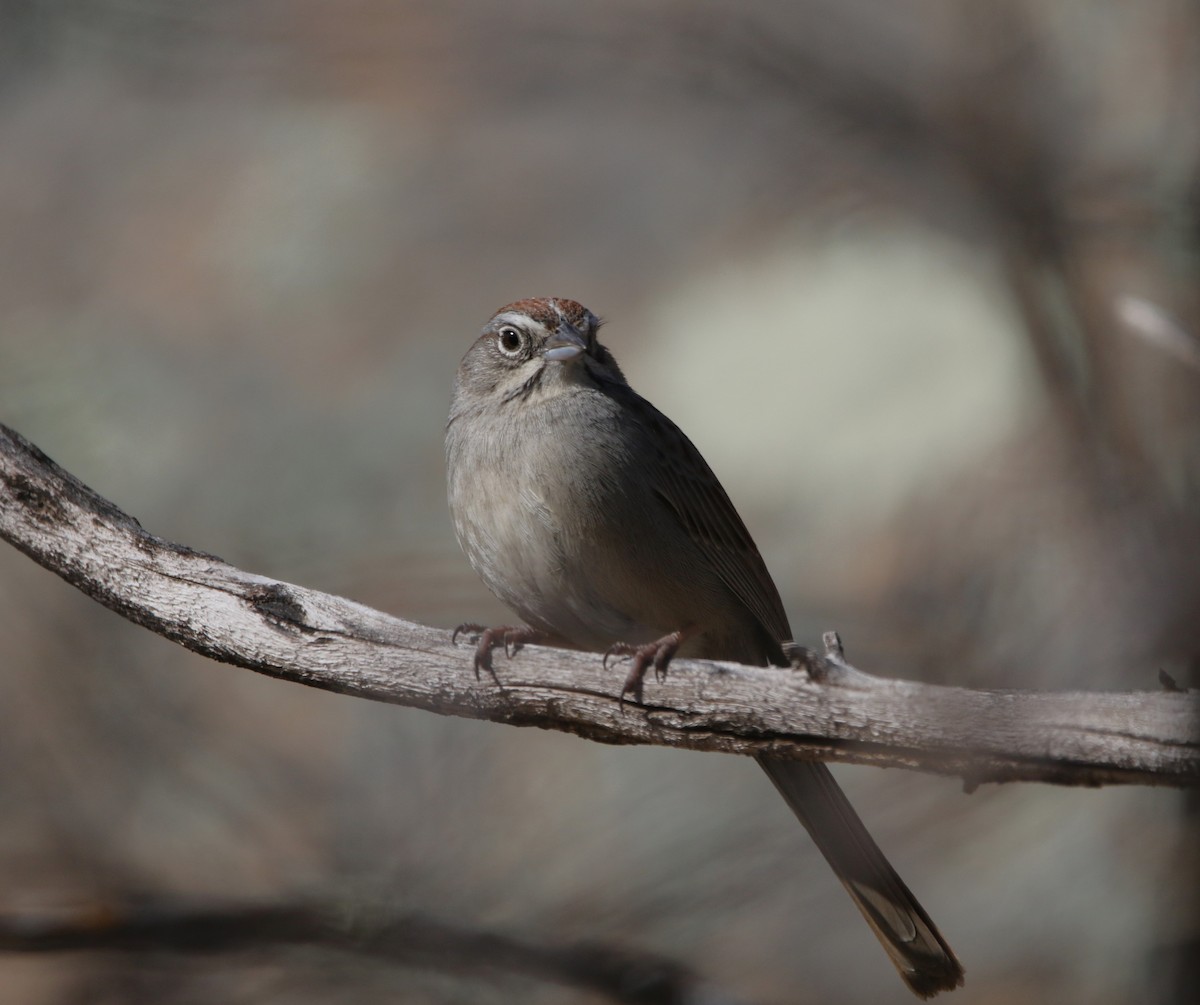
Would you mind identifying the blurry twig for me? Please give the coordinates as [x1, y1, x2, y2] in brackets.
[0, 899, 734, 1005]
[1117, 295, 1200, 373]
[0, 422, 1197, 788]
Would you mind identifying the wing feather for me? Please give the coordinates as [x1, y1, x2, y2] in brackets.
[635, 396, 793, 649]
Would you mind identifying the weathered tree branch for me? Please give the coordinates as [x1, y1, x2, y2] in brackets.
[0, 899, 726, 1005]
[0, 422, 1196, 787]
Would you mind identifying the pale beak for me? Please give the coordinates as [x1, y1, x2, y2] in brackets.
[543, 330, 586, 361]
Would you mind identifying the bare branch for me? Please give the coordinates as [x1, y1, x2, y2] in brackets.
[0, 899, 734, 1005]
[0, 422, 1196, 788]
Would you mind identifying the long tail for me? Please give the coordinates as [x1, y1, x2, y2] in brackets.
[755, 757, 964, 998]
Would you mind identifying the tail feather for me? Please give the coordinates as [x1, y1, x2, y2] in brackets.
[756, 757, 964, 998]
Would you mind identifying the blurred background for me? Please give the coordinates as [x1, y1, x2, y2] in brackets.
[1, 1, 1198, 1002]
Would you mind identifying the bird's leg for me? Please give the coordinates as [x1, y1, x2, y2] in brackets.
[451, 623, 546, 685]
[604, 625, 696, 708]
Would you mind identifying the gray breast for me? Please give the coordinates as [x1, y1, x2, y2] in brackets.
[447, 382, 755, 656]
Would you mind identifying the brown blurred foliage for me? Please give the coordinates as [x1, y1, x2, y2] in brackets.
[1, 2, 1197, 1003]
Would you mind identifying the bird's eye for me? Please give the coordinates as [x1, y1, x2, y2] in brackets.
[496, 326, 525, 357]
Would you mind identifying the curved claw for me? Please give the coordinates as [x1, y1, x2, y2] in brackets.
[652, 641, 680, 684]
[606, 628, 694, 712]
[603, 642, 634, 671]
[503, 628, 534, 659]
[452, 622, 486, 647]
[450, 623, 545, 687]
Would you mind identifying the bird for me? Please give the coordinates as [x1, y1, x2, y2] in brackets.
[445, 296, 963, 997]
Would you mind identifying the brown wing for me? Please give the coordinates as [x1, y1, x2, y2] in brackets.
[638, 397, 793, 650]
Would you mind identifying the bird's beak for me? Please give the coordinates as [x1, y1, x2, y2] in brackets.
[543, 330, 587, 362]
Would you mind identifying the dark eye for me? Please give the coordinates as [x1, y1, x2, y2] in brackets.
[496, 326, 525, 357]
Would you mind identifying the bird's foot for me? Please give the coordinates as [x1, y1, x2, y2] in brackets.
[782, 631, 868, 684]
[604, 626, 694, 709]
[451, 623, 545, 686]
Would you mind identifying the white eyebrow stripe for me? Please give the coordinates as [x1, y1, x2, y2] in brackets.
[495, 311, 542, 330]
